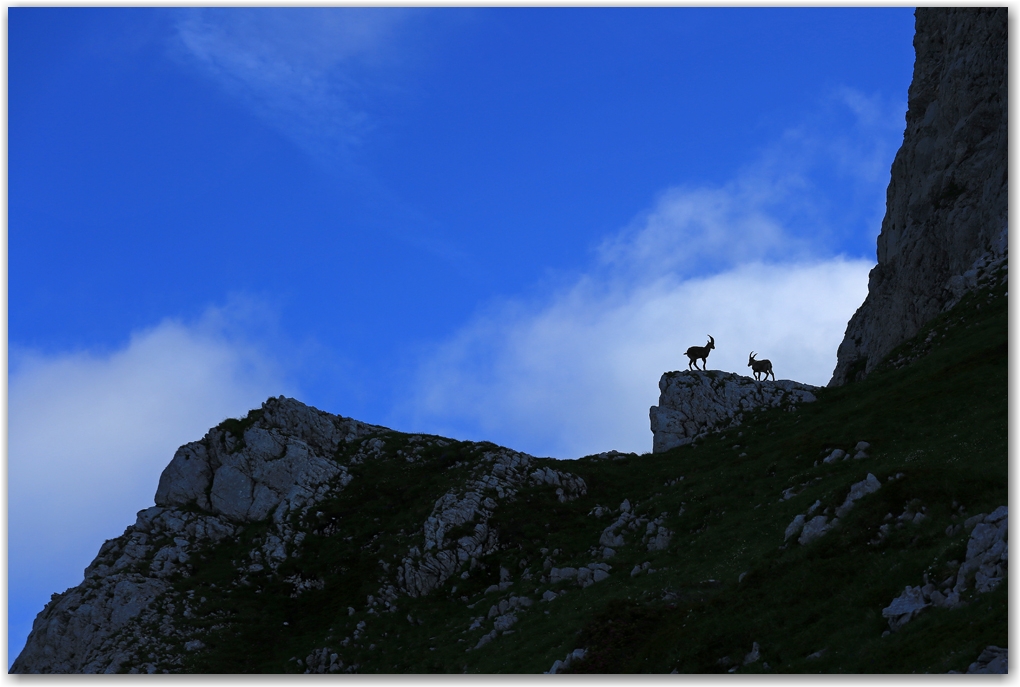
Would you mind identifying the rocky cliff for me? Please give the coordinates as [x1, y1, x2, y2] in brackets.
[649, 371, 818, 453]
[829, 7, 1007, 386]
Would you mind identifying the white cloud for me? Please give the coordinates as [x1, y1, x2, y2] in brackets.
[401, 89, 900, 460]
[597, 184, 812, 280]
[9, 306, 291, 660]
[170, 8, 418, 161]
[597, 87, 903, 284]
[406, 258, 870, 460]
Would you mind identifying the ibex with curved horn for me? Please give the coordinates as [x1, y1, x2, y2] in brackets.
[747, 352, 775, 381]
[685, 335, 715, 371]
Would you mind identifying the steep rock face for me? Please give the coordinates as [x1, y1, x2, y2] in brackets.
[649, 370, 818, 453]
[830, 8, 1007, 386]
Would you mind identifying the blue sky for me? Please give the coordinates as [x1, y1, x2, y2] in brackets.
[8, 7, 916, 664]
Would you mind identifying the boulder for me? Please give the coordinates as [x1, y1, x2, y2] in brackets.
[882, 586, 929, 631]
[784, 514, 806, 542]
[834, 473, 882, 517]
[966, 646, 1008, 674]
[798, 516, 832, 545]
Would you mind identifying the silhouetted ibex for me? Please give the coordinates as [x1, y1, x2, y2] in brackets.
[747, 352, 775, 381]
[685, 335, 715, 371]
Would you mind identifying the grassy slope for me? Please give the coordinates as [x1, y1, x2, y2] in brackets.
[169, 273, 1006, 674]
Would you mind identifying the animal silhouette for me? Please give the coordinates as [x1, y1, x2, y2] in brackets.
[685, 335, 715, 371]
[747, 352, 775, 381]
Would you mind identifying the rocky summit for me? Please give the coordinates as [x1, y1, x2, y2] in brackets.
[12, 8, 1007, 674]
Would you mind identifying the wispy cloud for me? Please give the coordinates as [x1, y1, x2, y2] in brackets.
[170, 8, 418, 163]
[400, 88, 902, 459]
[599, 87, 904, 284]
[597, 184, 811, 280]
[9, 304, 291, 660]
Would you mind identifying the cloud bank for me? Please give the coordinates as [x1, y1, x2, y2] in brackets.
[402, 88, 900, 459]
[406, 252, 871, 461]
[9, 307, 290, 661]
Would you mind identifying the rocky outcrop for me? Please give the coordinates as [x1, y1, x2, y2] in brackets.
[830, 8, 1007, 386]
[964, 646, 1007, 674]
[649, 370, 818, 453]
[13, 392, 592, 673]
[546, 648, 587, 674]
[10, 505, 239, 673]
[155, 396, 383, 523]
[783, 473, 883, 547]
[882, 506, 1007, 631]
[396, 450, 586, 598]
[12, 396, 386, 674]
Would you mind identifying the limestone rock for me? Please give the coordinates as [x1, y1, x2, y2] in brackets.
[529, 466, 588, 502]
[300, 646, 350, 674]
[642, 513, 673, 552]
[548, 567, 578, 585]
[834, 473, 882, 518]
[830, 8, 1007, 386]
[598, 504, 637, 549]
[650, 370, 818, 452]
[822, 449, 846, 464]
[966, 646, 1008, 674]
[786, 477, 880, 547]
[784, 514, 807, 542]
[882, 506, 1006, 630]
[492, 612, 517, 632]
[155, 396, 377, 523]
[954, 506, 1008, 595]
[646, 525, 673, 552]
[14, 397, 382, 674]
[798, 516, 832, 545]
[473, 630, 497, 650]
[397, 448, 588, 598]
[546, 648, 587, 674]
[882, 586, 929, 631]
[11, 505, 239, 673]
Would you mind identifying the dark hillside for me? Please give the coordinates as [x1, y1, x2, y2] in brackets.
[10, 247, 1007, 676]
[168, 268, 1005, 673]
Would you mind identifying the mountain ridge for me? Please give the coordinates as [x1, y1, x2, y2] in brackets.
[12, 270, 1007, 672]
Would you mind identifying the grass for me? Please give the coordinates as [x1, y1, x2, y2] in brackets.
[149, 273, 1005, 674]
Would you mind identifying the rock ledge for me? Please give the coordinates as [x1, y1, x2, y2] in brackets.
[649, 370, 818, 453]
